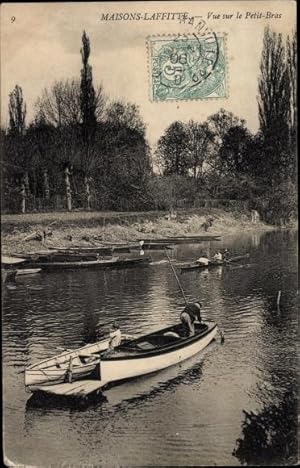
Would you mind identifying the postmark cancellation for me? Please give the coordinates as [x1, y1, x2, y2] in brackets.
[147, 33, 227, 102]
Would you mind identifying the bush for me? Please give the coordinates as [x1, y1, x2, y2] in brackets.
[257, 181, 297, 225]
[148, 175, 198, 210]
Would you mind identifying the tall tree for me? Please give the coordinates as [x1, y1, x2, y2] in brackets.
[286, 31, 297, 134]
[257, 27, 291, 183]
[80, 31, 97, 145]
[7, 85, 29, 208]
[286, 31, 297, 182]
[8, 85, 26, 136]
[79, 31, 99, 209]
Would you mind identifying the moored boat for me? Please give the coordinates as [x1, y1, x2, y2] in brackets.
[1, 268, 17, 283]
[2, 255, 27, 266]
[23, 256, 151, 270]
[25, 336, 111, 391]
[16, 268, 42, 276]
[29, 320, 218, 397]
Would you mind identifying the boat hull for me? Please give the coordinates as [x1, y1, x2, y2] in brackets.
[25, 337, 111, 392]
[100, 323, 217, 385]
[24, 257, 151, 270]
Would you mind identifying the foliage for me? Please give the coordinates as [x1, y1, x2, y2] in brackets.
[156, 121, 190, 176]
[8, 85, 26, 136]
[106, 101, 146, 136]
[148, 175, 198, 210]
[233, 389, 297, 466]
[206, 109, 246, 175]
[257, 27, 295, 184]
[80, 30, 97, 146]
[259, 181, 297, 225]
[219, 125, 253, 174]
[1, 28, 297, 221]
[185, 120, 214, 178]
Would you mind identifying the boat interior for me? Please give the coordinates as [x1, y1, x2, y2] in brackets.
[30, 341, 109, 372]
[113, 322, 209, 354]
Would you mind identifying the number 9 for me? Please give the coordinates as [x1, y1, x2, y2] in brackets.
[11, 16, 16, 23]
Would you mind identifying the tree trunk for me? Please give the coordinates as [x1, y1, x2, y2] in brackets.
[24, 171, 30, 196]
[84, 176, 91, 210]
[65, 167, 72, 211]
[21, 182, 26, 213]
[43, 169, 50, 200]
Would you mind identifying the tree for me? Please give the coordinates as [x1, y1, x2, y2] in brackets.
[156, 121, 190, 176]
[6, 85, 29, 209]
[286, 31, 297, 183]
[8, 85, 26, 136]
[106, 101, 146, 136]
[35, 79, 105, 128]
[97, 121, 152, 210]
[80, 30, 97, 145]
[257, 27, 291, 183]
[286, 31, 297, 135]
[219, 125, 253, 174]
[206, 108, 246, 175]
[186, 120, 213, 178]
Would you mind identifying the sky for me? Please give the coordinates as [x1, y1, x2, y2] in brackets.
[1, 1, 296, 147]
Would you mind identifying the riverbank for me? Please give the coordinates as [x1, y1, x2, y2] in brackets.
[1, 208, 277, 256]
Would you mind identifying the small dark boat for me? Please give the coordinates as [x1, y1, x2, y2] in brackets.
[181, 254, 250, 272]
[141, 236, 221, 244]
[24, 256, 151, 270]
[1, 268, 17, 283]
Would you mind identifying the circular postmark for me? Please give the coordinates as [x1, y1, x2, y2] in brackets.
[150, 22, 226, 101]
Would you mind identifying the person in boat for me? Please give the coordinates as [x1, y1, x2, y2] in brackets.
[223, 248, 230, 261]
[196, 253, 209, 266]
[180, 302, 202, 337]
[108, 322, 122, 351]
[213, 251, 223, 262]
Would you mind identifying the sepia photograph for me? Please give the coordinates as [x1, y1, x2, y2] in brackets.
[1, 1, 297, 466]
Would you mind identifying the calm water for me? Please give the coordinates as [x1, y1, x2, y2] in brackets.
[2, 230, 298, 466]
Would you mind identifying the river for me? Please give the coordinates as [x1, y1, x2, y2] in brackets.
[2, 229, 298, 466]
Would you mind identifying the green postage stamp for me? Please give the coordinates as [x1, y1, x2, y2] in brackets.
[147, 34, 227, 101]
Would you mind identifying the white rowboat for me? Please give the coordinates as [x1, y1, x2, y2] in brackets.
[25, 336, 111, 391]
[99, 321, 217, 386]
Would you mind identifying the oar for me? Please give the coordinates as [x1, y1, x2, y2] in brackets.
[164, 247, 187, 304]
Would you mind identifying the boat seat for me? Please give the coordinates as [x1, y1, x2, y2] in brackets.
[136, 341, 156, 350]
[163, 331, 181, 339]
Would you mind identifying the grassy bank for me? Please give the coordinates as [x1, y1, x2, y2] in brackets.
[1, 208, 274, 256]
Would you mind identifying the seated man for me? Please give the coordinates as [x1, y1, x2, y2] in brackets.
[180, 302, 202, 337]
[213, 251, 223, 262]
[108, 323, 122, 351]
[223, 248, 230, 261]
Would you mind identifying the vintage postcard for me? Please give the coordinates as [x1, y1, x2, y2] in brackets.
[1, 1, 297, 466]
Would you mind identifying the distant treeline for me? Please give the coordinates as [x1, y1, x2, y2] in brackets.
[1, 28, 297, 225]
